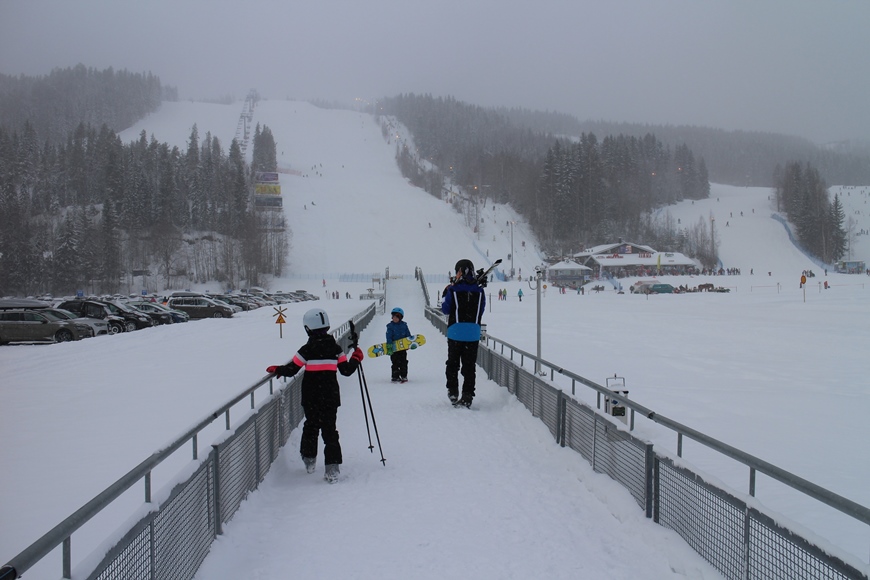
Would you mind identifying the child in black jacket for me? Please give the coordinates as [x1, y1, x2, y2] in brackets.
[267, 307, 364, 483]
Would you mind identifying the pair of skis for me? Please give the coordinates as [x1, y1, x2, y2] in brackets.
[473, 258, 502, 288]
[448, 258, 502, 288]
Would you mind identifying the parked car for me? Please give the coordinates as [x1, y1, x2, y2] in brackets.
[214, 295, 256, 311]
[647, 283, 676, 294]
[128, 302, 174, 325]
[128, 301, 189, 323]
[56, 299, 129, 334]
[0, 300, 110, 336]
[100, 300, 155, 330]
[0, 298, 52, 310]
[207, 296, 242, 314]
[237, 296, 263, 309]
[240, 295, 270, 308]
[274, 291, 308, 303]
[39, 307, 110, 336]
[35, 310, 96, 338]
[167, 296, 234, 319]
[269, 292, 297, 304]
[295, 290, 320, 301]
[245, 292, 276, 306]
[0, 309, 89, 344]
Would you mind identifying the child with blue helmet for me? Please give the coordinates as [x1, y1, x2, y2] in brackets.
[386, 307, 411, 383]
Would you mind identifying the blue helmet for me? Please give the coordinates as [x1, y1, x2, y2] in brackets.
[391, 307, 404, 319]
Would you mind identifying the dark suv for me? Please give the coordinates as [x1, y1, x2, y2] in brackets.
[99, 300, 155, 330]
[57, 300, 129, 334]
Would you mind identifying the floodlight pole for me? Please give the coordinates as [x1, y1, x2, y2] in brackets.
[528, 268, 543, 374]
[510, 221, 515, 277]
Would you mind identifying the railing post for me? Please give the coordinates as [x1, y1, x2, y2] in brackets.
[254, 416, 261, 482]
[749, 467, 756, 497]
[556, 390, 566, 447]
[591, 414, 598, 473]
[644, 444, 654, 518]
[63, 537, 71, 579]
[652, 456, 660, 523]
[743, 506, 752, 579]
[213, 445, 222, 536]
[149, 519, 156, 580]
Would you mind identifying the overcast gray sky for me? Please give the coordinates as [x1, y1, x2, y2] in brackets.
[1, 0, 868, 144]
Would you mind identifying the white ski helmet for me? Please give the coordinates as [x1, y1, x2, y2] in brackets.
[303, 308, 330, 333]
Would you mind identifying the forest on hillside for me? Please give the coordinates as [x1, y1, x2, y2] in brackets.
[774, 161, 847, 264]
[378, 94, 711, 262]
[498, 107, 870, 187]
[0, 64, 174, 144]
[0, 67, 284, 297]
[377, 93, 849, 266]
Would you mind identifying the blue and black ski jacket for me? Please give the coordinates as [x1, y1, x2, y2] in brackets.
[386, 320, 411, 343]
[441, 277, 486, 342]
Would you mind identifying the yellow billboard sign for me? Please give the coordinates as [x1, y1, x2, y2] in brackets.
[255, 183, 281, 195]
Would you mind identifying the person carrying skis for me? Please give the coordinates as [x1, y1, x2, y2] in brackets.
[266, 307, 364, 483]
[441, 259, 486, 408]
[386, 307, 411, 383]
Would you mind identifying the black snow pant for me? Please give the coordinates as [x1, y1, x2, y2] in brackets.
[390, 350, 408, 379]
[445, 339, 479, 400]
[300, 402, 342, 465]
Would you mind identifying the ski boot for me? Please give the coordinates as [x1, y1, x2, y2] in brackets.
[324, 464, 340, 484]
[453, 397, 472, 408]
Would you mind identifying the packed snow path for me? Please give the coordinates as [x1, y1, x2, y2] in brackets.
[193, 279, 718, 579]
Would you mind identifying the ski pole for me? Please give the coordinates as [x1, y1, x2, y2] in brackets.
[359, 362, 386, 465]
[349, 321, 375, 453]
[357, 364, 374, 452]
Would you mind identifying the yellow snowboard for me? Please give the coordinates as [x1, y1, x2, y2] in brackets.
[367, 334, 426, 358]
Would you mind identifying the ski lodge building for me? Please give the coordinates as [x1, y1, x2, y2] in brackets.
[572, 241, 699, 279]
[546, 260, 593, 286]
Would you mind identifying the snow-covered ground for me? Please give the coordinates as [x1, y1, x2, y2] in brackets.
[2, 100, 868, 578]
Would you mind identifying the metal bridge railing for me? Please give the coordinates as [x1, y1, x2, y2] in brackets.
[422, 307, 868, 580]
[0, 305, 376, 580]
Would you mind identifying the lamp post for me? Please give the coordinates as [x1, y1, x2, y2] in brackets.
[510, 220, 516, 277]
[473, 186, 480, 239]
[528, 268, 543, 374]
